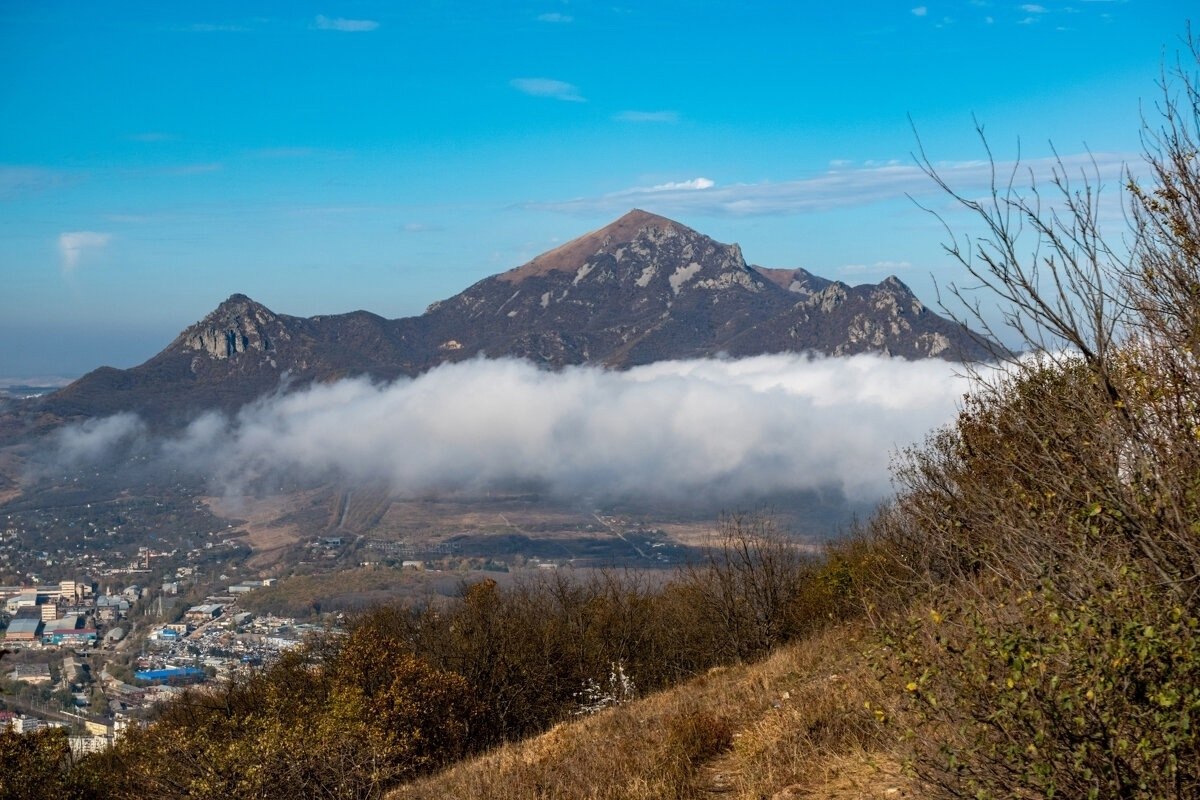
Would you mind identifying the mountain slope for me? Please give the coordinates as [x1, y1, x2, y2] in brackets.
[39, 210, 992, 423]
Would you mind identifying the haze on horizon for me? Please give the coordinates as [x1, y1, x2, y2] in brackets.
[0, 1, 1187, 378]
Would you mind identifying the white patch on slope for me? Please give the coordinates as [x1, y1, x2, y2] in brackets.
[669, 262, 703, 295]
[573, 263, 595, 285]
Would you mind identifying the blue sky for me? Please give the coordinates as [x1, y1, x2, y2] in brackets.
[0, 1, 1189, 377]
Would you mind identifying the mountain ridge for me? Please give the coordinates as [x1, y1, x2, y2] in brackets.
[35, 209, 993, 425]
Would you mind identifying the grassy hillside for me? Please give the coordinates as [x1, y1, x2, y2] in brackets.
[388, 623, 911, 800]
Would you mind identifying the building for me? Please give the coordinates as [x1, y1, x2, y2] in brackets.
[4, 591, 37, 614]
[42, 616, 98, 647]
[68, 735, 112, 758]
[185, 604, 223, 622]
[149, 627, 182, 642]
[6, 663, 52, 684]
[133, 666, 207, 686]
[95, 594, 130, 622]
[3, 617, 43, 642]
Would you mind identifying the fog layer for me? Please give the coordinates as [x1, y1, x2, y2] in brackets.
[52, 354, 970, 504]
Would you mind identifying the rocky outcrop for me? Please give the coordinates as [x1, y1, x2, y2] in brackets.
[179, 294, 281, 360]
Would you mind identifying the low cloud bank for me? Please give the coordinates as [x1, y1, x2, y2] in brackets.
[53, 354, 971, 503]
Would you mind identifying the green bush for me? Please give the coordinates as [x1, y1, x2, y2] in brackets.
[886, 571, 1200, 798]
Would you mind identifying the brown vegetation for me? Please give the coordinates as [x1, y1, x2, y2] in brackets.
[389, 623, 903, 800]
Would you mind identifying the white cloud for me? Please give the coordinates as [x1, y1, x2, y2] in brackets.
[314, 14, 379, 32]
[525, 152, 1134, 217]
[615, 110, 680, 123]
[58, 231, 112, 272]
[537, 12, 573, 22]
[143, 355, 968, 503]
[912, 6, 928, 15]
[1020, 3, 1047, 11]
[400, 222, 442, 233]
[650, 177, 715, 191]
[52, 413, 145, 464]
[510, 78, 586, 102]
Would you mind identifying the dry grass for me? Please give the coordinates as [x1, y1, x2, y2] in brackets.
[388, 623, 916, 800]
[203, 493, 306, 568]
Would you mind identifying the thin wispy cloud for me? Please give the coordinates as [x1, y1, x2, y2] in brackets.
[536, 12, 573, 23]
[0, 166, 74, 200]
[400, 222, 443, 233]
[1020, 3, 1047, 11]
[525, 152, 1133, 216]
[58, 231, 112, 273]
[912, 6, 928, 16]
[313, 15, 379, 32]
[615, 110, 679, 123]
[510, 78, 586, 102]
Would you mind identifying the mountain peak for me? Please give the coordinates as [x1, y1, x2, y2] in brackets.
[500, 209, 704, 283]
[176, 294, 281, 362]
[212, 293, 268, 313]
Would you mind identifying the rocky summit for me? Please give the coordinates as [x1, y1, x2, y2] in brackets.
[38, 210, 993, 424]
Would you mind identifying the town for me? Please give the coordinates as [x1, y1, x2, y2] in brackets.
[0, 571, 321, 758]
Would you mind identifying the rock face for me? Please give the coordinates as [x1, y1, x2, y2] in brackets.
[40, 210, 993, 424]
[180, 294, 282, 361]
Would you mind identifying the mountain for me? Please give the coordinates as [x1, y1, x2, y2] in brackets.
[38, 210, 992, 424]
